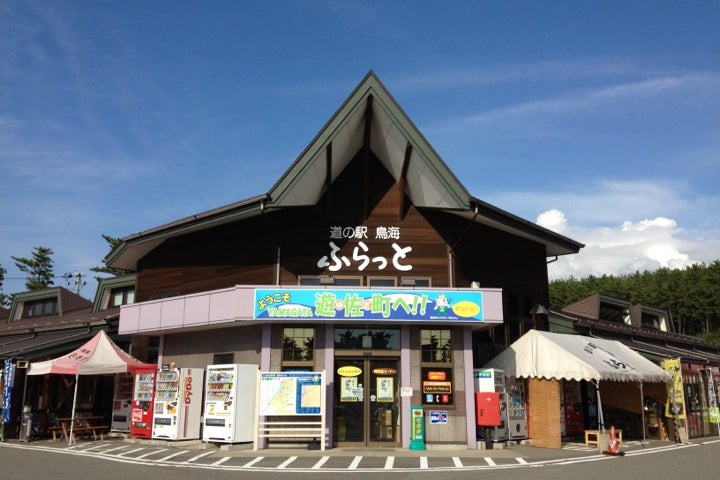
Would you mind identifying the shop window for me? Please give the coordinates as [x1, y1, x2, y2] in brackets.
[421, 329, 452, 363]
[110, 286, 135, 307]
[334, 327, 400, 350]
[22, 298, 58, 318]
[282, 327, 315, 365]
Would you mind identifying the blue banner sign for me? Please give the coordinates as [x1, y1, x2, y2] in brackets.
[254, 289, 484, 322]
[2, 360, 15, 424]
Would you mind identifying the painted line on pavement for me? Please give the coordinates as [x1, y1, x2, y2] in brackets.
[277, 455, 298, 469]
[312, 455, 330, 469]
[384, 456, 394, 469]
[348, 456, 362, 469]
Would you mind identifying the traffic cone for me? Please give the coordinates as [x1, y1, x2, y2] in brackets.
[603, 425, 624, 456]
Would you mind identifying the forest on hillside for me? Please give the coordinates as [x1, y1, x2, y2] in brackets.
[549, 260, 720, 342]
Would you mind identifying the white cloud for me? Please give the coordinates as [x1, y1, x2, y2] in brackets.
[542, 211, 717, 280]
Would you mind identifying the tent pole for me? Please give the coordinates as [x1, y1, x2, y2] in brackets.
[639, 382, 646, 447]
[68, 374, 79, 447]
[593, 380, 605, 433]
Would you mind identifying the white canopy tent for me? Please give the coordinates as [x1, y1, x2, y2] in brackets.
[28, 330, 155, 444]
[484, 330, 670, 438]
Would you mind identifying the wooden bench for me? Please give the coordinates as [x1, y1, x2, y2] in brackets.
[584, 429, 622, 447]
[56, 417, 109, 444]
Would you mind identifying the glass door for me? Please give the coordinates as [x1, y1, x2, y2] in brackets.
[334, 357, 399, 446]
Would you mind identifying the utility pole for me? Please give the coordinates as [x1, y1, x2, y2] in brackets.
[64, 272, 87, 295]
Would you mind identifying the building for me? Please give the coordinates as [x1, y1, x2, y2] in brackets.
[107, 71, 583, 449]
[0, 278, 140, 439]
[550, 294, 720, 442]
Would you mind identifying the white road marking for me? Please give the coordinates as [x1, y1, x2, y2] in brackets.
[242, 456, 264, 467]
[452, 456, 463, 468]
[211, 456, 230, 466]
[185, 451, 215, 462]
[312, 456, 330, 469]
[384, 456, 394, 469]
[484, 457, 496, 466]
[348, 456, 362, 469]
[136, 448, 168, 459]
[277, 456, 298, 469]
[419, 456, 428, 469]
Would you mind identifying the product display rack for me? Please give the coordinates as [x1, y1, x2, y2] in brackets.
[155, 371, 179, 401]
[206, 368, 234, 401]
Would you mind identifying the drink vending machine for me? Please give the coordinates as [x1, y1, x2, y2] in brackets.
[111, 372, 134, 432]
[130, 368, 156, 438]
[506, 377, 528, 440]
[473, 368, 508, 442]
[203, 364, 258, 443]
[153, 367, 204, 440]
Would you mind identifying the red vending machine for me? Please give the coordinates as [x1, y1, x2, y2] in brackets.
[130, 368, 156, 438]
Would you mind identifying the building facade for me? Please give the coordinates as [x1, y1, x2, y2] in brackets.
[108, 72, 583, 449]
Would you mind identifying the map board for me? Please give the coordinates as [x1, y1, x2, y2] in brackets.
[258, 371, 324, 416]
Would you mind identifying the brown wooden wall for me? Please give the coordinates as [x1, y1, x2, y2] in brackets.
[135, 150, 550, 307]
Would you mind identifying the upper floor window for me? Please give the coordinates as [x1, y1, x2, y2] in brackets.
[421, 329, 453, 363]
[282, 327, 315, 363]
[110, 286, 135, 307]
[22, 298, 58, 318]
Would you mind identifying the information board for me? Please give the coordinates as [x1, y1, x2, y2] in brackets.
[258, 371, 323, 416]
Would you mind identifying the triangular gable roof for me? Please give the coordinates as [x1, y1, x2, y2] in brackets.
[106, 71, 583, 271]
[27, 329, 155, 375]
[483, 329, 670, 382]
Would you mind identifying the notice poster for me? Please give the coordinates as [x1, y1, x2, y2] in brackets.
[340, 377, 358, 402]
[377, 377, 394, 402]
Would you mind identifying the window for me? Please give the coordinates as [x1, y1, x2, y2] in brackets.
[22, 298, 58, 318]
[298, 276, 362, 286]
[368, 277, 396, 287]
[282, 327, 315, 364]
[110, 286, 135, 307]
[421, 329, 452, 363]
[401, 277, 430, 287]
[334, 327, 400, 350]
[213, 353, 234, 364]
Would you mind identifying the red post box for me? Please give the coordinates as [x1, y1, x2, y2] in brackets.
[475, 391, 502, 426]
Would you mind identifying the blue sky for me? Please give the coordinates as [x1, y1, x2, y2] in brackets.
[1, 1, 719, 298]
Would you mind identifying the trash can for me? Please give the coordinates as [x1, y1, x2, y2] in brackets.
[19, 406, 32, 442]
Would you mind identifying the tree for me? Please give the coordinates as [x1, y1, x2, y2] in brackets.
[91, 234, 131, 278]
[12, 246, 55, 291]
[0, 263, 11, 307]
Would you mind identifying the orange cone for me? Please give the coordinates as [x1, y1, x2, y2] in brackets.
[603, 425, 624, 456]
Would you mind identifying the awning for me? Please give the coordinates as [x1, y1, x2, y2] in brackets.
[0, 327, 105, 361]
[484, 330, 671, 383]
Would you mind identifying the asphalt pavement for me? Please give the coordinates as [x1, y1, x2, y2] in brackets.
[0, 434, 686, 471]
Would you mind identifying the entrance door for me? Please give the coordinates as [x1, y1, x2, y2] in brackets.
[334, 357, 399, 446]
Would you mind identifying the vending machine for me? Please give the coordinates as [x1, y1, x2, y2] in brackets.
[152, 367, 204, 440]
[111, 372, 134, 432]
[203, 364, 257, 443]
[130, 368, 156, 438]
[473, 368, 508, 442]
[562, 379, 584, 436]
[506, 377, 528, 440]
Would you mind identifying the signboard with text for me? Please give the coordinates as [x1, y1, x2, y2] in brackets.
[254, 289, 484, 322]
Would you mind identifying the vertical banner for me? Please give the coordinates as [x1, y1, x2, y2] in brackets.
[707, 370, 719, 424]
[2, 360, 16, 424]
[662, 358, 686, 419]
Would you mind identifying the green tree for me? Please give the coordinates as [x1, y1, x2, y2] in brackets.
[0, 263, 11, 307]
[91, 234, 131, 278]
[12, 246, 55, 291]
